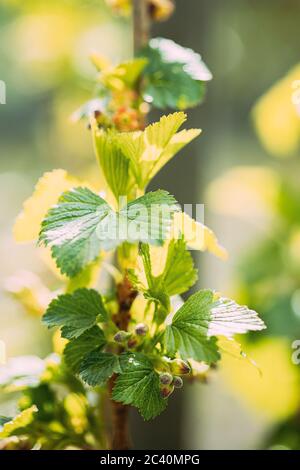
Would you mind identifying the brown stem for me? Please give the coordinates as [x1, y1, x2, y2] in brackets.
[109, 276, 138, 450]
[108, 1, 150, 450]
[133, 0, 151, 54]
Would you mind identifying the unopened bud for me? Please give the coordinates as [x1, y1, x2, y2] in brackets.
[173, 376, 183, 388]
[160, 383, 174, 399]
[159, 372, 173, 386]
[170, 359, 191, 376]
[114, 330, 130, 343]
[127, 337, 138, 349]
[135, 323, 148, 336]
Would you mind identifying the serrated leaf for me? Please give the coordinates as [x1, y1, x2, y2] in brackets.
[39, 187, 112, 277]
[164, 290, 265, 363]
[164, 290, 220, 363]
[209, 297, 266, 337]
[118, 112, 200, 188]
[64, 326, 106, 372]
[112, 353, 167, 420]
[79, 352, 122, 386]
[14, 170, 81, 243]
[92, 127, 134, 201]
[141, 37, 212, 110]
[0, 406, 38, 438]
[43, 288, 107, 339]
[40, 187, 178, 277]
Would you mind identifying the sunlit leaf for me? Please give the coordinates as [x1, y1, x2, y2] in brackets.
[141, 37, 212, 109]
[80, 352, 122, 386]
[64, 326, 106, 372]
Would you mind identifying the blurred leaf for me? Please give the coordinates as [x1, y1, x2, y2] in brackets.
[14, 170, 82, 243]
[0, 406, 38, 439]
[252, 64, 300, 158]
[141, 37, 212, 109]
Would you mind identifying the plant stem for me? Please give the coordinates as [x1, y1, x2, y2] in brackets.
[133, 0, 151, 54]
[109, 276, 137, 450]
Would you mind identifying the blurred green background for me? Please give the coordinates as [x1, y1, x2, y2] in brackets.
[1, 0, 300, 449]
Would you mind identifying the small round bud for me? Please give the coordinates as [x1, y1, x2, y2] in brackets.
[114, 330, 130, 343]
[170, 359, 191, 376]
[159, 372, 173, 386]
[160, 383, 174, 399]
[173, 376, 183, 388]
[127, 337, 138, 349]
[135, 323, 148, 336]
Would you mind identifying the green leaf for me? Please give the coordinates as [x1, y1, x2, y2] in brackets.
[64, 326, 106, 372]
[119, 190, 179, 246]
[0, 416, 12, 426]
[129, 239, 197, 319]
[39, 187, 112, 277]
[164, 290, 220, 363]
[43, 288, 107, 339]
[118, 112, 200, 188]
[79, 352, 122, 386]
[208, 297, 266, 337]
[0, 406, 38, 438]
[92, 128, 134, 200]
[141, 38, 212, 110]
[40, 187, 178, 276]
[162, 238, 198, 296]
[112, 353, 167, 420]
[164, 290, 266, 363]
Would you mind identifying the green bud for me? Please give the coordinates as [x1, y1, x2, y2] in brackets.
[114, 330, 131, 343]
[170, 359, 191, 376]
[135, 323, 148, 336]
[159, 372, 173, 385]
[173, 376, 183, 388]
[160, 383, 174, 399]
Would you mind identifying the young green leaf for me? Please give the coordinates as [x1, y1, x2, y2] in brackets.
[162, 238, 198, 296]
[0, 406, 38, 439]
[79, 352, 122, 386]
[64, 326, 106, 372]
[118, 112, 200, 188]
[40, 187, 178, 277]
[129, 239, 197, 317]
[164, 290, 220, 363]
[39, 187, 112, 277]
[43, 288, 107, 339]
[92, 127, 134, 201]
[112, 353, 167, 420]
[141, 37, 212, 109]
